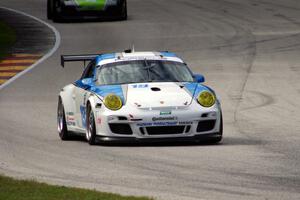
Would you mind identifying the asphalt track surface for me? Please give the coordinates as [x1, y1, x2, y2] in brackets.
[1, 0, 300, 199]
[0, 8, 54, 55]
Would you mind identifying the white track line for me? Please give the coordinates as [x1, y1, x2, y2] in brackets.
[0, 6, 61, 90]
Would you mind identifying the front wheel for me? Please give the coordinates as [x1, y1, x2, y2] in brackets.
[57, 97, 70, 140]
[86, 106, 97, 145]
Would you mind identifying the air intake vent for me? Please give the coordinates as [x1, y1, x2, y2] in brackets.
[146, 126, 185, 135]
[196, 120, 216, 132]
[109, 124, 133, 135]
[151, 87, 161, 91]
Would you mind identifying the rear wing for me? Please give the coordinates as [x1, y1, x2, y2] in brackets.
[60, 54, 99, 68]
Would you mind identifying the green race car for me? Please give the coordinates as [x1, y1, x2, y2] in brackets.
[47, 0, 127, 22]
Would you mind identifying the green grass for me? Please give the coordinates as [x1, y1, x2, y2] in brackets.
[0, 21, 16, 60]
[0, 175, 153, 200]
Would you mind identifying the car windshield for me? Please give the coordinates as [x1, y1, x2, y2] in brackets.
[96, 60, 194, 85]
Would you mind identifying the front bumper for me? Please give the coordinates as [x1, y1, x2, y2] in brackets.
[94, 104, 222, 141]
[96, 133, 222, 144]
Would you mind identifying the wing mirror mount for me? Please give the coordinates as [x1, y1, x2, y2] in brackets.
[80, 78, 93, 90]
[194, 74, 205, 83]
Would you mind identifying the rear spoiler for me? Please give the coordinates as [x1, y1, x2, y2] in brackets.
[60, 54, 100, 68]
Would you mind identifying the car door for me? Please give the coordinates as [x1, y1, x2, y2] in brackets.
[73, 59, 96, 129]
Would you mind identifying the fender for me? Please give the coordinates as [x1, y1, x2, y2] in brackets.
[59, 84, 77, 129]
[59, 84, 76, 113]
[85, 94, 104, 131]
[86, 93, 103, 112]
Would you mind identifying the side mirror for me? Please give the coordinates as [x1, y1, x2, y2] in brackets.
[76, 78, 93, 90]
[82, 78, 93, 85]
[194, 74, 205, 83]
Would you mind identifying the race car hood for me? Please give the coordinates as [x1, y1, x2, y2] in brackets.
[126, 82, 202, 109]
[91, 82, 211, 108]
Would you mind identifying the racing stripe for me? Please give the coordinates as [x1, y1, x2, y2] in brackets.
[91, 84, 125, 103]
[183, 82, 212, 99]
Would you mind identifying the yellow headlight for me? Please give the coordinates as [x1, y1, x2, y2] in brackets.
[197, 91, 216, 107]
[103, 94, 122, 110]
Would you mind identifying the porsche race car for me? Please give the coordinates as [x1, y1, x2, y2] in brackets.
[58, 50, 223, 145]
[47, 0, 127, 22]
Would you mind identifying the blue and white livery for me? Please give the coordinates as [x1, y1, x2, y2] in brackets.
[58, 50, 223, 145]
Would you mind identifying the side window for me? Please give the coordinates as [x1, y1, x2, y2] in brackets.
[81, 60, 96, 79]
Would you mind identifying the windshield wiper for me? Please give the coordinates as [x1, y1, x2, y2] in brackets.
[143, 60, 185, 83]
[144, 59, 152, 82]
[144, 60, 166, 81]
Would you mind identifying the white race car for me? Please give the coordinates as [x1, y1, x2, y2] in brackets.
[58, 50, 223, 145]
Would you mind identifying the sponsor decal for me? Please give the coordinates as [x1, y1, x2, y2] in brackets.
[132, 84, 149, 89]
[160, 111, 172, 115]
[67, 116, 75, 121]
[178, 121, 193, 125]
[137, 121, 193, 127]
[80, 105, 86, 128]
[123, 56, 158, 61]
[153, 122, 177, 126]
[67, 122, 76, 126]
[97, 117, 102, 124]
[66, 112, 74, 116]
[137, 122, 153, 127]
[152, 116, 178, 121]
[66, 112, 76, 125]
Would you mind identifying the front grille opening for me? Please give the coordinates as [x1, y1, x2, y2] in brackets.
[109, 123, 133, 135]
[139, 127, 145, 135]
[185, 125, 191, 133]
[196, 120, 216, 132]
[201, 113, 208, 118]
[118, 116, 127, 120]
[146, 126, 185, 135]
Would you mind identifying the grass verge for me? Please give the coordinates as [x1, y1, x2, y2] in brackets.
[0, 175, 153, 200]
[0, 21, 16, 60]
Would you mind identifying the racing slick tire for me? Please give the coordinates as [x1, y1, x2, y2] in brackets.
[86, 104, 97, 145]
[47, 0, 53, 19]
[57, 97, 70, 140]
[119, 0, 127, 20]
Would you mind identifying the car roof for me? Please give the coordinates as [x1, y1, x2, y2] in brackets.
[95, 51, 184, 66]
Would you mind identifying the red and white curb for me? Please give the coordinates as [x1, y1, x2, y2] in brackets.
[0, 54, 42, 85]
